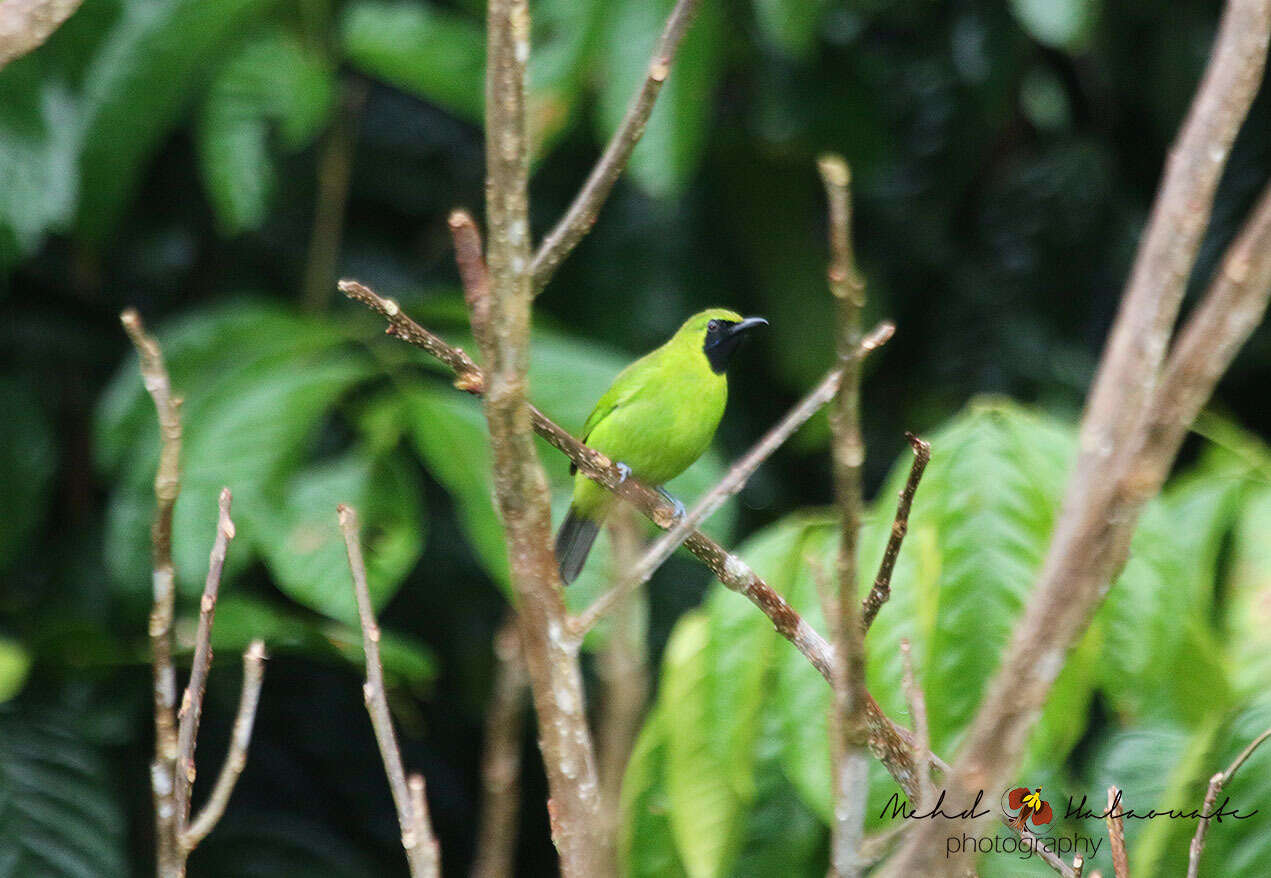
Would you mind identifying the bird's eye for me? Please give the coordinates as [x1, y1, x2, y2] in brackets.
[707, 319, 719, 332]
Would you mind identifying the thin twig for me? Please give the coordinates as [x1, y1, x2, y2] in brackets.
[471, 619, 528, 878]
[1106, 787, 1130, 878]
[529, 0, 701, 292]
[409, 774, 442, 878]
[569, 322, 894, 637]
[899, 640, 933, 811]
[120, 308, 183, 877]
[339, 504, 440, 878]
[181, 640, 267, 850]
[820, 152, 870, 878]
[449, 209, 492, 348]
[174, 488, 236, 832]
[340, 278, 941, 801]
[1187, 723, 1271, 878]
[1072, 855, 1084, 878]
[885, 2, 1271, 869]
[861, 433, 931, 631]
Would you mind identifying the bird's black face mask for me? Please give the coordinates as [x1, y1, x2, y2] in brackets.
[703, 316, 769, 373]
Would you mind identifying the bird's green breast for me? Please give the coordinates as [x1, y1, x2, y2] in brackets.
[571, 343, 727, 519]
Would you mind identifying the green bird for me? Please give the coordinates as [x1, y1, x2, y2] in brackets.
[555, 308, 769, 583]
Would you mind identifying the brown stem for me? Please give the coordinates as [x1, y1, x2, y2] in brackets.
[884, 2, 1271, 870]
[174, 488, 236, 834]
[570, 322, 893, 637]
[1105, 787, 1130, 878]
[471, 620, 528, 878]
[0, 0, 83, 67]
[861, 433, 931, 632]
[899, 640, 933, 811]
[1187, 724, 1271, 878]
[339, 505, 441, 878]
[181, 640, 267, 850]
[483, 0, 607, 870]
[528, 0, 701, 293]
[121, 308, 184, 878]
[338, 278, 941, 801]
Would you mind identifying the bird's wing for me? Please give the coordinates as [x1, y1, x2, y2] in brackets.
[571, 354, 657, 474]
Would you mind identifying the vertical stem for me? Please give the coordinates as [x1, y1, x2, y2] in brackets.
[482, 0, 606, 872]
[819, 153, 870, 878]
[471, 620, 528, 878]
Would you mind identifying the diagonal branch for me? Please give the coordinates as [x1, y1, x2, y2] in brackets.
[1105, 787, 1130, 878]
[174, 488, 236, 832]
[181, 640, 267, 850]
[339, 277, 942, 801]
[1187, 723, 1271, 878]
[529, 0, 701, 293]
[861, 432, 930, 632]
[340, 504, 441, 878]
[570, 321, 893, 637]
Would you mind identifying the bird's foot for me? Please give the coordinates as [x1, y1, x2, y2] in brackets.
[657, 487, 687, 521]
[615, 461, 632, 483]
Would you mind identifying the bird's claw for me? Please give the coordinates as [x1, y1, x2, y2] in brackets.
[615, 462, 632, 483]
[657, 487, 687, 521]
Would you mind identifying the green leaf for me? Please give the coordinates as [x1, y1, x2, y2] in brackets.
[662, 611, 746, 878]
[340, 1, 484, 122]
[0, 379, 57, 571]
[1225, 485, 1271, 698]
[0, 639, 31, 704]
[247, 450, 425, 626]
[595, 0, 725, 196]
[0, 712, 127, 878]
[197, 30, 336, 234]
[1009, 0, 1098, 51]
[528, 0, 602, 156]
[0, 56, 81, 268]
[619, 707, 689, 878]
[97, 301, 371, 601]
[76, 0, 276, 241]
[1191, 696, 1271, 877]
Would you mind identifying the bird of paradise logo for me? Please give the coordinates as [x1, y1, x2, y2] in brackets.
[1002, 786, 1055, 834]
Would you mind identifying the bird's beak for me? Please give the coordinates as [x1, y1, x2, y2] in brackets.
[729, 316, 769, 336]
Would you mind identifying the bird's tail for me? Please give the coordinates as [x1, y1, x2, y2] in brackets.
[555, 505, 600, 585]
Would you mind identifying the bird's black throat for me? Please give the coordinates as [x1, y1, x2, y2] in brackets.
[703, 316, 768, 373]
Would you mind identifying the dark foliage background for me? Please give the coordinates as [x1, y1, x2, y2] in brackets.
[3, 0, 1271, 875]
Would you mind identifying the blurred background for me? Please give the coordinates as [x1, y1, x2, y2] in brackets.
[3, 0, 1271, 875]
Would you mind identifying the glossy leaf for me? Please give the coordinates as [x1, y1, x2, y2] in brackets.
[619, 707, 689, 878]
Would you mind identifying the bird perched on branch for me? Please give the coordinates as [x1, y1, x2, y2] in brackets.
[555, 308, 768, 583]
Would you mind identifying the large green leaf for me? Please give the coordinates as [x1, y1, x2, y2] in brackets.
[75, 0, 275, 241]
[0, 712, 127, 878]
[246, 449, 424, 626]
[595, 0, 725, 196]
[1225, 485, 1271, 698]
[197, 29, 336, 234]
[340, 1, 484, 122]
[619, 706, 689, 878]
[0, 56, 81, 269]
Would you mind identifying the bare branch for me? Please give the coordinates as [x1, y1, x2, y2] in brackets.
[1106, 787, 1130, 878]
[471, 619, 528, 878]
[1187, 723, 1271, 878]
[449, 210, 493, 349]
[884, 2, 1271, 869]
[174, 488, 236, 832]
[0, 0, 82, 69]
[339, 504, 440, 878]
[339, 279, 941, 800]
[120, 308, 184, 876]
[182, 640, 267, 850]
[861, 433, 931, 631]
[1072, 855, 1084, 878]
[570, 321, 893, 637]
[820, 151, 871, 878]
[409, 774, 442, 878]
[529, 0, 701, 292]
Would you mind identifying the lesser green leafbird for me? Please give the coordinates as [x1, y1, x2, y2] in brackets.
[555, 309, 768, 583]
